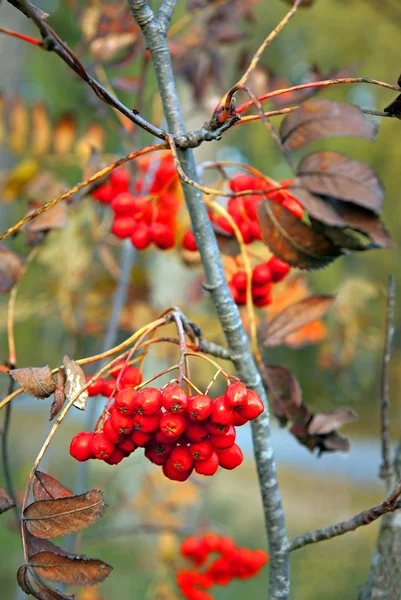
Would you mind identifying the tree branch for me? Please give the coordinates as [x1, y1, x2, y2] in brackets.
[157, 0, 177, 33]
[127, 2, 289, 598]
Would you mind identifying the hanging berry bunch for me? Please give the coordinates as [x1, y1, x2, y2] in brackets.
[176, 533, 268, 599]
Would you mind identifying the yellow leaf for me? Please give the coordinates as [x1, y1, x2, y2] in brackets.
[2, 158, 39, 202]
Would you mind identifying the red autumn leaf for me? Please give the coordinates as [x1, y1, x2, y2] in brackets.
[33, 472, 74, 502]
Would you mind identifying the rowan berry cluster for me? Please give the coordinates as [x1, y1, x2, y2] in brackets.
[69, 378, 264, 481]
[176, 533, 268, 599]
[85, 363, 143, 399]
[91, 153, 181, 249]
[228, 255, 291, 308]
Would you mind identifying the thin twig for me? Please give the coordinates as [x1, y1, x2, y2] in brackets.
[157, 0, 177, 32]
[1, 377, 18, 516]
[380, 274, 396, 488]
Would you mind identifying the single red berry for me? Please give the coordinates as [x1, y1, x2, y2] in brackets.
[229, 173, 259, 193]
[110, 167, 130, 192]
[161, 384, 188, 413]
[195, 451, 219, 476]
[131, 430, 152, 446]
[150, 222, 175, 250]
[115, 388, 138, 415]
[145, 442, 174, 465]
[162, 460, 193, 482]
[131, 222, 151, 249]
[70, 432, 94, 462]
[251, 549, 268, 569]
[202, 533, 221, 554]
[92, 183, 114, 204]
[210, 396, 233, 425]
[252, 282, 272, 300]
[239, 389, 264, 421]
[182, 230, 198, 251]
[110, 359, 126, 378]
[218, 536, 236, 556]
[187, 394, 213, 422]
[238, 220, 255, 244]
[231, 270, 247, 292]
[253, 288, 273, 308]
[206, 557, 232, 585]
[281, 194, 304, 219]
[103, 447, 125, 465]
[112, 217, 136, 239]
[103, 418, 122, 444]
[267, 256, 290, 283]
[111, 192, 137, 215]
[90, 432, 115, 460]
[85, 375, 104, 397]
[217, 443, 243, 470]
[231, 411, 248, 426]
[205, 420, 230, 436]
[252, 262, 272, 286]
[190, 440, 214, 461]
[210, 424, 236, 449]
[169, 446, 194, 472]
[159, 412, 186, 438]
[118, 436, 137, 454]
[185, 422, 208, 442]
[224, 381, 248, 410]
[102, 379, 116, 398]
[133, 412, 160, 433]
[110, 410, 135, 435]
[154, 428, 180, 444]
[135, 387, 162, 415]
[119, 366, 142, 387]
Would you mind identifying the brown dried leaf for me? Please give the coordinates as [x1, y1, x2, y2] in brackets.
[31, 103, 52, 157]
[384, 94, 401, 119]
[296, 151, 384, 214]
[309, 218, 371, 251]
[17, 564, 75, 600]
[24, 201, 68, 246]
[53, 116, 76, 156]
[334, 204, 394, 249]
[0, 245, 25, 293]
[25, 530, 72, 558]
[29, 551, 112, 586]
[9, 366, 56, 399]
[17, 565, 34, 596]
[33, 472, 74, 502]
[63, 355, 88, 411]
[308, 408, 358, 435]
[258, 199, 343, 270]
[280, 99, 378, 151]
[261, 364, 305, 427]
[24, 489, 106, 538]
[0, 487, 16, 513]
[50, 370, 67, 421]
[321, 431, 350, 453]
[262, 295, 335, 347]
[90, 32, 137, 62]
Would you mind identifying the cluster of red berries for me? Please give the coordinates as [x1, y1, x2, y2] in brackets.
[85, 363, 143, 399]
[91, 153, 181, 249]
[228, 255, 291, 308]
[176, 533, 268, 599]
[70, 379, 264, 481]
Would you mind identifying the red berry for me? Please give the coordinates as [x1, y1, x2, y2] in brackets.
[202, 533, 221, 553]
[111, 192, 137, 215]
[252, 549, 268, 569]
[231, 270, 247, 292]
[85, 376, 104, 397]
[182, 230, 198, 251]
[195, 451, 219, 476]
[228, 282, 240, 303]
[190, 440, 214, 461]
[162, 461, 193, 482]
[112, 217, 136, 239]
[150, 222, 175, 250]
[110, 167, 130, 192]
[131, 430, 152, 446]
[70, 432, 94, 462]
[103, 418, 121, 444]
[118, 436, 137, 454]
[187, 394, 213, 422]
[205, 420, 230, 436]
[218, 536, 236, 556]
[90, 432, 115, 460]
[210, 396, 233, 425]
[169, 446, 194, 472]
[217, 444, 243, 470]
[110, 359, 126, 378]
[102, 379, 116, 398]
[185, 422, 208, 442]
[154, 429, 180, 444]
[252, 262, 272, 286]
[253, 288, 273, 308]
[115, 388, 138, 415]
[145, 443, 173, 465]
[210, 424, 236, 449]
[231, 411, 248, 426]
[180, 537, 203, 559]
[161, 384, 188, 413]
[133, 413, 160, 433]
[224, 381, 248, 410]
[103, 447, 125, 465]
[135, 387, 162, 415]
[229, 173, 258, 193]
[239, 389, 264, 421]
[206, 557, 232, 585]
[267, 256, 290, 283]
[119, 366, 142, 387]
[131, 222, 151, 249]
[92, 183, 114, 204]
[281, 194, 304, 219]
[110, 410, 135, 435]
[159, 412, 186, 438]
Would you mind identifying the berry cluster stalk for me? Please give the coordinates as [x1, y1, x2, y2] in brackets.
[127, 1, 289, 598]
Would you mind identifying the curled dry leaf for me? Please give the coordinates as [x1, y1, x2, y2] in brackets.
[29, 552, 112, 586]
[279, 98, 378, 151]
[384, 94, 401, 119]
[50, 370, 67, 421]
[260, 364, 304, 427]
[257, 199, 343, 270]
[261, 295, 335, 347]
[0, 245, 25, 293]
[17, 564, 75, 600]
[63, 355, 89, 411]
[0, 487, 16, 513]
[307, 408, 358, 435]
[33, 472, 74, 502]
[9, 366, 56, 399]
[24, 489, 106, 538]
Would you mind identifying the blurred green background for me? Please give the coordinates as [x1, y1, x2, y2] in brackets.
[1, 0, 401, 598]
